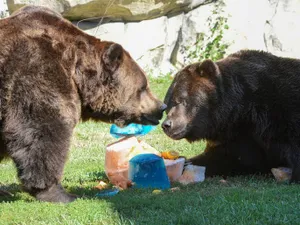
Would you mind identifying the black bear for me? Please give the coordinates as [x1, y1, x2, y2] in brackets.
[0, 6, 165, 202]
[162, 50, 300, 182]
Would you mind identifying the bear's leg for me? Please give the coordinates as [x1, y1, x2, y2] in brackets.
[270, 142, 300, 183]
[188, 142, 235, 177]
[0, 136, 7, 162]
[0, 120, 7, 162]
[4, 117, 76, 203]
[287, 149, 300, 183]
[0, 129, 13, 197]
[188, 137, 267, 177]
[291, 166, 300, 183]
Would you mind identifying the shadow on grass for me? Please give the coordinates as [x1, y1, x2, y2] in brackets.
[69, 174, 284, 225]
[68, 185, 101, 198]
[68, 171, 109, 198]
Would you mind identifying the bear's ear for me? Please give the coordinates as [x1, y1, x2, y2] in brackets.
[102, 43, 123, 72]
[198, 59, 220, 77]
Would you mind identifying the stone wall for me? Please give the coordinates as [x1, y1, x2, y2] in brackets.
[7, 0, 210, 21]
[0, 0, 9, 18]
[6, 0, 300, 76]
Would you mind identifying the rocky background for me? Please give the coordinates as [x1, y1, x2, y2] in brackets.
[3, 0, 300, 76]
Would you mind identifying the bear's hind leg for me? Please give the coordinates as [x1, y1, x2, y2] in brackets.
[4, 118, 76, 203]
[0, 127, 13, 197]
[288, 151, 300, 183]
[0, 120, 7, 162]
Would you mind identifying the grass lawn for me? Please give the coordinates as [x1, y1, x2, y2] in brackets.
[1, 76, 300, 225]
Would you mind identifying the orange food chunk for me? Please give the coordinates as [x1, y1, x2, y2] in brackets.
[95, 181, 108, 190]
[161, 150, 180, 160]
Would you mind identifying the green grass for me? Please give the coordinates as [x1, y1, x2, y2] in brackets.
[1, 77, 300, 225]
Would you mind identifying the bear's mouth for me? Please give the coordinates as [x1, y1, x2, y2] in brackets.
[114, 114, 160, 127]
[114, 117, 128, 128]
[141, 114, 160, 125]
[164, 127, 188, 140]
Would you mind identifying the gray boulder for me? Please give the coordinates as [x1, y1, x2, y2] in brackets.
[7, 0, 210, 21]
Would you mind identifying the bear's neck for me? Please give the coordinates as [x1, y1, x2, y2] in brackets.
[73, 44, 122, 122]
[211, 61, 257, 141]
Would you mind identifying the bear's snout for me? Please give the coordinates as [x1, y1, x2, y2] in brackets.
[160, 103, 167, 112]
[162, 119, 172, 131]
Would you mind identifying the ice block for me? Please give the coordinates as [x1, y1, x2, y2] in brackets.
[105, 136, 161, 188]
[178, 165, 206, 184]
[128, 153, 170, 189]
[271, 167, 292, 182]
[164, 157, 185, 182]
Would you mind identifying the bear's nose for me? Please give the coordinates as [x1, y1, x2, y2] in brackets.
[160, 103, 167, 112]
[162, 119, 172, 130]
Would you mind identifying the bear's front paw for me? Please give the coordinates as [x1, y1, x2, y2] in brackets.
[33, 184, 77, 203]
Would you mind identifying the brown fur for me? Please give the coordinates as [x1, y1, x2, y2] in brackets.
[0, 6, 165, 203]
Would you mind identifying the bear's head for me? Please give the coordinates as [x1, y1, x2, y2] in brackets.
[75, 41, 166, 127]
[162, 59, 221, 141]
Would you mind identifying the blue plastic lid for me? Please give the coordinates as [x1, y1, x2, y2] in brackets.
[110, 123, 156, 138]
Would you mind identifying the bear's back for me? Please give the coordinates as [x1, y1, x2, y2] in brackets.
[0, 6, 88, 41]
[10, 5, 63, 18]
[0, 6, 92, 121]
[228, 50, 276, 64]
[219, 50, 300, 87]
[0, 5, 97, 84]
[227, 50, 300, 75]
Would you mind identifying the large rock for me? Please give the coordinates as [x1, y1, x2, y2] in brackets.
[222, 0, 271, 53]
[78, 15, 181, 76]
[176, 0, 272, 66]
[264, 0, 300, 58]
[0, 0, 9, 17]
[176, 2, 215, 66]
[173, 0, 300, 69]
[7, 0, 210, 21]
[5, 0, 300, 76]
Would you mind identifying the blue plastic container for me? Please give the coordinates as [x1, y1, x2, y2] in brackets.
[128, 153, 170, 189]
[110, 123, 156, 138]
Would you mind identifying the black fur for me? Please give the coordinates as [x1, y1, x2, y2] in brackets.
[163, 50, 300, 182]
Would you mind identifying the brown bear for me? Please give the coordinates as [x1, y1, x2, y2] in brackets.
[162, 50, 300, 182]
[0, 6, 166, 203]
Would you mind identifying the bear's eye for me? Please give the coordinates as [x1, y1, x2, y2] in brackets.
[172, 99, 181, 106]
[171, 99, 187, 107]
[137, 85, 147, 97]
[139, 86, 146, 93]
